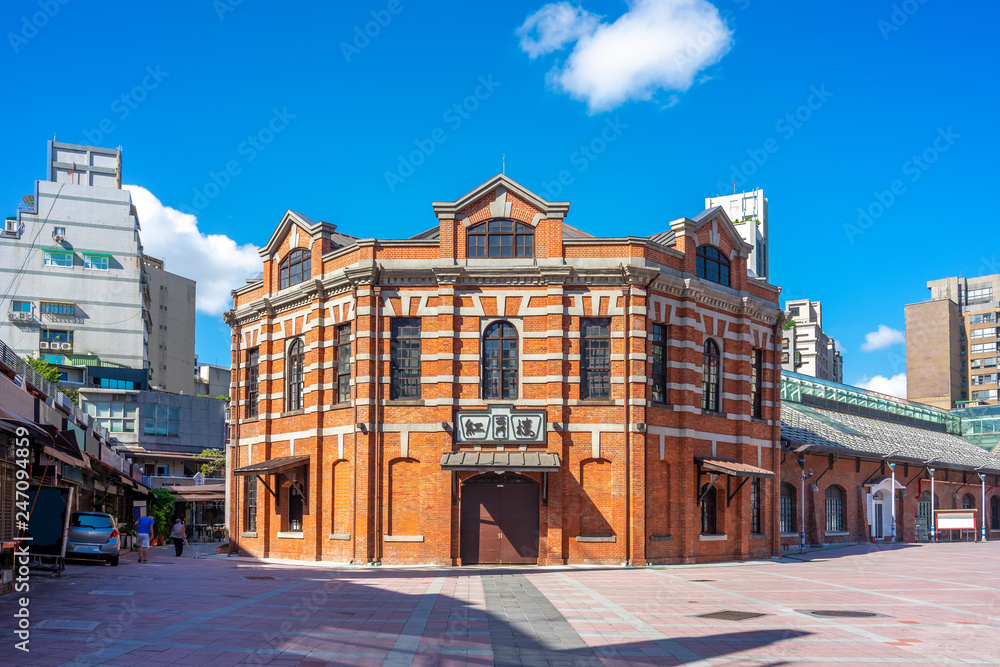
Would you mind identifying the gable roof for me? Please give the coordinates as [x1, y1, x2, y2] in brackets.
[666, 206, 753, 257]
[431, 174, 570, 220]
[781, 403, 1000, 473]
[410, 220, 595, 241]
[257, 210, 356, 258]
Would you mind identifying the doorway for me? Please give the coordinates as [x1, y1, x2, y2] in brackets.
[460, 472, 539, 564]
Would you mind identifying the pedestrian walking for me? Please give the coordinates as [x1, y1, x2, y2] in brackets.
[170, 518, 189, 557]
[134, 514, 155, 563]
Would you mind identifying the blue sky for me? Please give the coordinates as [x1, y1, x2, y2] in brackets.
[2, 0, 997, 395]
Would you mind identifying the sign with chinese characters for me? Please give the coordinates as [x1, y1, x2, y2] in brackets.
[454, 405, 546, 445]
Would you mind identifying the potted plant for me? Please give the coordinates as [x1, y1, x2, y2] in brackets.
[215, 543, 229, 554]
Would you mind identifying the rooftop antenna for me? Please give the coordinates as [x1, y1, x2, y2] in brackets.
[502, 154, 506, 175]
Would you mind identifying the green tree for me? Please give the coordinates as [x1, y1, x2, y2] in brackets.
[198, 448, 226, 477]
[25, 355, 79, 403]
[149, 488, 177, 539]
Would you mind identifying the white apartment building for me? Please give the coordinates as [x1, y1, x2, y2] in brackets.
[706, 188, 768, 281]
[782, 299, 844, 382]
[1, 140, 195, 394]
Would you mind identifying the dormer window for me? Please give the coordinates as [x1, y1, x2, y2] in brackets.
[279, 248, 311, 289]
[467, 220, 534, 258]
[696, 245, 730, 287]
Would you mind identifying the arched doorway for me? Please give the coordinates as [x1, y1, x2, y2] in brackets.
[460, 472, 539, 564]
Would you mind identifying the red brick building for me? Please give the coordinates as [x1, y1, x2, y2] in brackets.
[779, 372, 1000, 549]
[225, 175, 785, 565]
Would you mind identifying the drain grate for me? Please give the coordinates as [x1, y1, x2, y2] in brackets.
[809, 610, 878, 618]
[241, 575, 278, 580]
[36, 620, 100, 630]
[696, 610, 767, 621]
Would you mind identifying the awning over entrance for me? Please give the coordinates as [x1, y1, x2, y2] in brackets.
[697, 458, 774, 478]
[233, 455, 309, 476]
[440, 450, 561, 472]
[171, 488, 225, 502]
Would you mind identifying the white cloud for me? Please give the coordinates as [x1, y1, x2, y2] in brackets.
[517, 0, 733, 112]
[124, 185, 260, 316]
[861, 324, 905, 352]
[855, 373, 907, 399]
[517, 2, 602, 57]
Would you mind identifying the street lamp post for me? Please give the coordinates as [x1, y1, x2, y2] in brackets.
[889, 462, 897, 542]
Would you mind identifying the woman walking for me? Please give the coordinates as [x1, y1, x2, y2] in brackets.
[170, 518, 189, 557]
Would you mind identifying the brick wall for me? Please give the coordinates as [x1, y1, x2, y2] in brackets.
[227, 179, 783, 565]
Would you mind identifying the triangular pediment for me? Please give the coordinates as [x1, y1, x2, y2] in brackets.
[431, 174, 570, 224]
[258, 210, 340, 259]
[668, 206, 753, 257]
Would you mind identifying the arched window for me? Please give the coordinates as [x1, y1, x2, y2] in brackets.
[286, 339, 305, 411]
[780, 483, 796, 533]
[702, 339, 721, 412]
[467, 220, 534, 258]
[991, 496, 999, 531]
[825, 485, 845, 532]
[482, 321, 518, 399]
[279, 248, 311, 289]
[696, 245, 730, 287]
[700, 483, 717, 534]
[962, 494, 975, 510]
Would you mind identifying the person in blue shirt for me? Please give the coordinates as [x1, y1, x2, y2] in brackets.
[134, 514, 155, 563]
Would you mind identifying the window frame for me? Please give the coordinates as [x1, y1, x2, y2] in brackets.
[143, 404, 180, 437]
[702, 338, 721, 412]
[245, 477, 257, 533]
[651, 323, 668, 404]
[287, 484, 303, 532]
[581, 318, 611, 400]
[466, 220, 535, 258]
[482, 321, 519, 400]
[246, 348, 259, 419]
[751, 348, 763, 419]
[780, 483, 796, 533]
[285, 339, 305, 412]
[825, 485, 845, 532]
[696, 245, 731, 287]
[991, 495, 999, 531]
[43, 249, 73, 267]
[750, 477, 762, 534]
[83, 253, 109, 271]
[40, 301, 74, 316]
[390, 318, 421, 400]
[336, 324, 351, 404]
[11, 300, 31, 314]
[962, 494, 975, 510]
[700, 483, 718, 535]
[279, 248, 311, 290]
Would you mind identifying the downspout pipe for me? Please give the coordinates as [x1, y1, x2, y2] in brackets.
[771, 317, 782, 558]
[621, 280, 631, 567]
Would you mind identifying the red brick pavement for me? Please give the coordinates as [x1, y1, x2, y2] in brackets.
[1, 541, 998, 665]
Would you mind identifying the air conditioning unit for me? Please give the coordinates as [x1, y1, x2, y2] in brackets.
[18, 312, 31, 321]
[6, 312, 17, 321]
[39, 341, 50, 350]
[60, 342, 72, 351]
[54, 235, 64, 243]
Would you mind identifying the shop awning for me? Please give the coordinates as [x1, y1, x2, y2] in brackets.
[171, 489, 225, 502]
[697, 458, 774, 479]
[440, 451, 561, 472]
[38, 425, 87, 467]
[233, 455, 310, 476]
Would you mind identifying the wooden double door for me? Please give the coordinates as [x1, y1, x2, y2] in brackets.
[460, 472, 539, 564]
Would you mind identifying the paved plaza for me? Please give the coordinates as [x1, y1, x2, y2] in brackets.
[3, 541, 1000, 666]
